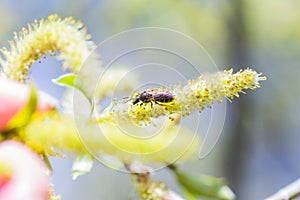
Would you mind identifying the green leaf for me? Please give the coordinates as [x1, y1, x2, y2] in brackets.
[52, 73, 93, 107]
[72, 154, 94, 180]
[42, 153, 53, 172]
[52, 73, 78, 89]
[174, 169, 235, 200]
[6, 84, 38, 129]
[182, 188, 198, 200]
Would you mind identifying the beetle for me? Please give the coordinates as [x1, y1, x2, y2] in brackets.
[131, 88, 175, 107]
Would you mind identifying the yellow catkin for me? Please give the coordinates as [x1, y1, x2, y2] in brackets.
[23, 113, 200, 163]
[109, 68, 266, 125]
[0, 14, 96, 82]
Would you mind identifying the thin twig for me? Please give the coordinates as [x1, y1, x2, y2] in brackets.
[126, 161, 185, 200]
[265, 178, 300, 200]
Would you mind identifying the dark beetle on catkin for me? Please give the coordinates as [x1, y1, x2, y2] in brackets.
[132, 88, 175, 107]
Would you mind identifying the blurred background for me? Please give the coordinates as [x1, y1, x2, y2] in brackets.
[0, 0, 299, 199]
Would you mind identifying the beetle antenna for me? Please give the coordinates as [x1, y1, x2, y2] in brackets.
[122, 96, 133, 103]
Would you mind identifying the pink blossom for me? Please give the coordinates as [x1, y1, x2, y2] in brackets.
[0, 79, 57, 131]
[0, 141, 49, 200]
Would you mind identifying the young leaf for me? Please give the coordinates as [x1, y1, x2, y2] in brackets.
[182, 188, 198, 200]
[72, 154, 94, 180]
[173, 168, 235, 200]
[42, 153, 53, 172]
[52, 73, 93, 106]
[6, 84, 38, 129]
[52, 73, 78, 89]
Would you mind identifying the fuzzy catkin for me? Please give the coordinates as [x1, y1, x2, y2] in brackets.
[110, 68, 266, 125]
[0, 15, 96, 82]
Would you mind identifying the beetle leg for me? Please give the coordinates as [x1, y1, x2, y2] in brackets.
[155, 102, 164, 106]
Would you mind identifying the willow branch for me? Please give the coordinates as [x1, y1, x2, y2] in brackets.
[265, 178, 300, 200]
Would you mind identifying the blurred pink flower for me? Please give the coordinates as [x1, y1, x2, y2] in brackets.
[0, 79, 57, 131]
[0, 141, 49, 200]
